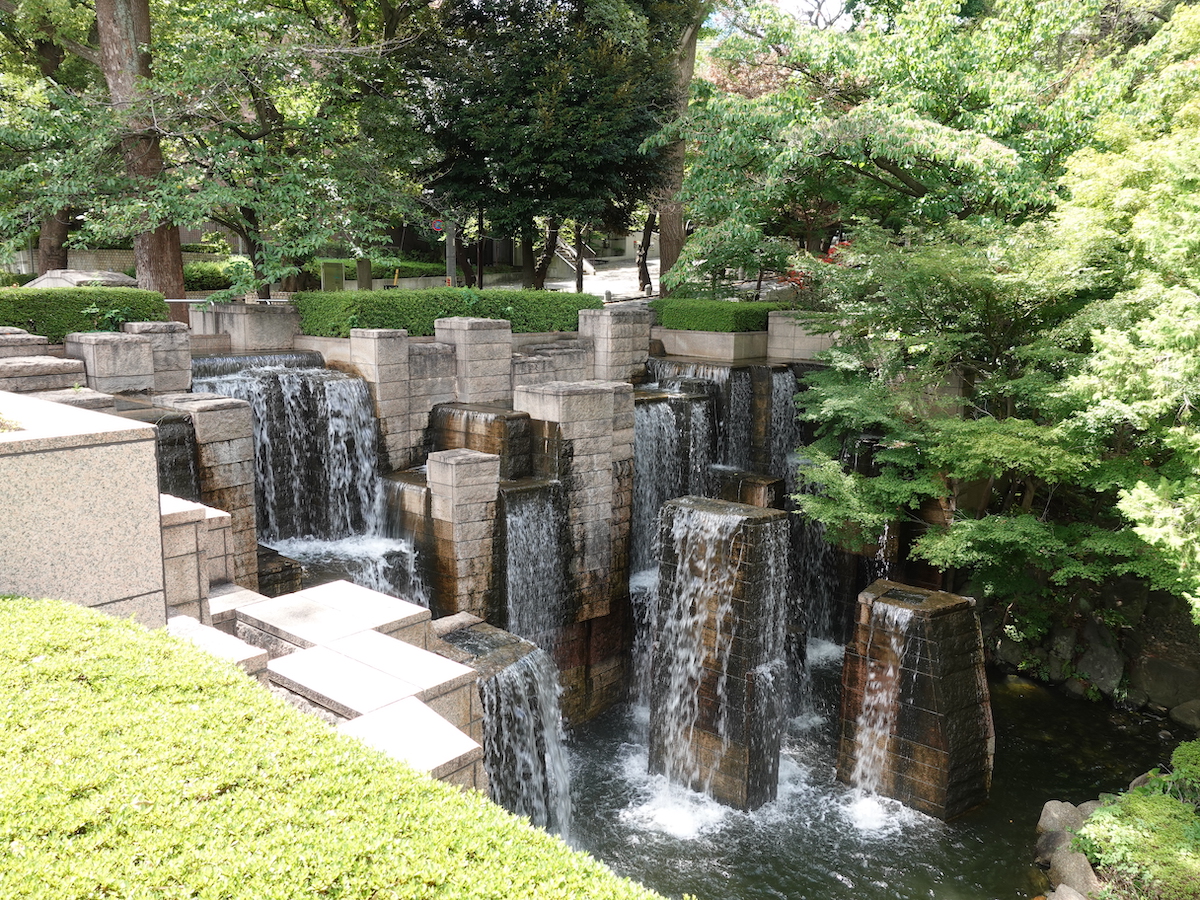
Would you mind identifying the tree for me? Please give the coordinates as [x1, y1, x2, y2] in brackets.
[665, 0, 1141, 290]
[421, 0, 686, 289]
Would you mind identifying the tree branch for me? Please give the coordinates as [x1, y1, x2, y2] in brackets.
[0, 0, 102, 67]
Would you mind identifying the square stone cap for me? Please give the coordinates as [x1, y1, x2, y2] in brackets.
[291, 580, 430, 633]
[0, 389, 155, 454]
[64, 331, 151, 345]
[663, 494, 788, 524]
[325, 630, 476, 698]
[858, 579, 977, 618]
[268, 645, 421, 717]
[339, 696, 482, 778]
[236, 591, 389, 648]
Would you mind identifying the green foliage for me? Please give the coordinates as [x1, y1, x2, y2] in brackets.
[303, 257, 448, 282]
[649, 297, 783, 332]
[294, 289, 604, 338]
[0, 596, 664, 900]
[182, 261, 234, 291]
[0, 272, 35, 287]
[1076, 743, 1200, 900]
[0, 288, 167, 342]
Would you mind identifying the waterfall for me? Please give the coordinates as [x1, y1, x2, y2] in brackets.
[850, 601, 913, 794]
[631, 394, 716, 574]
[194, 365, 383, 541]
[644, 359, 749, 472]
[480, 649, 572, 839]
[155, 413, 201, 502]
[194, 357, 428, 607]
[770, 368, 800, 478]
[503, 484, 569, 641]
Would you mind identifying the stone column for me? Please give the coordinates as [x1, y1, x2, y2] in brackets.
[578, 307, 651, 382]
[434, 317, 513, 404]
[427, 448, 501, 620]
[649, 497, 789, 811]
[157, 394, 258, 590]
[351, 328, 413, 471]
[122, 321, 191, 392]
[836, 580, 994, 819]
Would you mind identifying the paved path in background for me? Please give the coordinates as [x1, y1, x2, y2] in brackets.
[544, 257, 659, 302]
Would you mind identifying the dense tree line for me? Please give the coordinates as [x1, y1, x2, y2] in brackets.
[677, 0, 1200, 632]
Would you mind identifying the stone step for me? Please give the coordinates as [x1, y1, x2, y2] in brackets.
[0, 355, 85, 392]
[234, 580, 430, 657]
[208, 581, 271, 634]
[0, 331, 50, 359]
[166, 615, 268, 681]
[25, 387, 116, 411]
[340, 696, 485, 788]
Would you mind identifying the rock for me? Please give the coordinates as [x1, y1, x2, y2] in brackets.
[1048, 846, 1101, 895]
[1078, 620, 1124, 697]
[1038, 800, 1084, 835]
[1051, 626, 1078, 662]
[1117, 686, 1148, 710]
[1168, 699, 1200, 732]
[1063, 678, 1089, 699]
[1048, 884, 1089, 900]
[1130, 771, 1158, 790]
[1130, 656, 1200, 709]
[1036, 830, 1072, 866]
[1077, 799, 1103, 819]
[996, 633, 1027, 669]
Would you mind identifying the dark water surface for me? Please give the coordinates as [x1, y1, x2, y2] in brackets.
[569, 648, 1180, 900]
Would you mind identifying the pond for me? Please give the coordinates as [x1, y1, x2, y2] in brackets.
[569, 644, 1181, 900]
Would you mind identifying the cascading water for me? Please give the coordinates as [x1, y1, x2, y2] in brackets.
[479, 648, 572, 840]
[193, 355, 426, 605]
[849, 602, 913, 794]
[645, 359, 750, 471]
[503, 484, 569, 641]
[631, 394, 716, 574]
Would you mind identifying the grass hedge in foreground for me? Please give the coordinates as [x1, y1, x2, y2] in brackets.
[294, 288, 603, 338]
[0, 597, 664, 900]
[0, 287, 168, 342]
[649, 297, 782, 333]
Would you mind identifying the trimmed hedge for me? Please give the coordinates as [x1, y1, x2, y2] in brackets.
[183, 261, 233, 291]
[0, 596, 665, 900]
[649, 297, 782, 333]
[0, 287, 168, 342]
[304, 257, 448, 282]
[0, 272, 36, 287]
[295, 288, 604, 338]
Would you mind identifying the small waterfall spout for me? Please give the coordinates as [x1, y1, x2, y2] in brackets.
[479, 648, 572, 839]
[503, 483, 569, 641]
[648, 497, 789, 811]
[849, 602, 912, 794]
[836, 581, 994, 819]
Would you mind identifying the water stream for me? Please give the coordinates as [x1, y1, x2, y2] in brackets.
[570, 658, 1179, 900]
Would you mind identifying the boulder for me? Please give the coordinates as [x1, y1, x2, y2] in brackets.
[1077, 799, 1103, 819]
[1038, 800, 1084, 835]
[1048, 884, 1089, 900]
[1048, 846, 1101, 896]
[1168, 699, 1200, 732]
[1036, 829, 1072, 866]
[1130, 656, 1200, 709]
[1078, 620, 1124, 697]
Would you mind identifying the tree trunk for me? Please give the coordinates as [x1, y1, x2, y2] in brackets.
[636, 209, 656, 292]
[239, 208, 271, 299]
[656, 20, 700, 296]
[574, 221, 584, 293]
[532, 219, 560, 290]
[455, 235, 476, 287]
[94, 0, 184, 298]
[520, 228, 536, 289]
[477, 206, 485, 290]
[37, 213, 70, 274]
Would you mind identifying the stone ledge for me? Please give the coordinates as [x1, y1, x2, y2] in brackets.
[167, 615, 268, 680]
[339, 695, 484, 783]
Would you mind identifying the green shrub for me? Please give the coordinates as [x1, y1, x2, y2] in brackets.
[649, 297, 782, 332]
[303, 256, 449, 282]
[0, 272, 35, 287]
[0, 287, 167, 342]
[294, 288, 604, 337]
[183, 260, 234, 291]
[0, 596, 663, 900]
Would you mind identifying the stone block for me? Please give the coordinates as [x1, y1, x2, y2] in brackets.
[339, 695, 484, 783]
[168, 615, 268, 679]
[0, 332, 50, 358]
[0, 355, 86, 392]
[269, 645, 420, 718]
[295, 580, 430, 639]
[64, 332, 154, 392]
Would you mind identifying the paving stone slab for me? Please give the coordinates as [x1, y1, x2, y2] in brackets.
[291, 579, 429, 637]
[235, 591, 384, 648]
[268, 645, 418, 718]
[340, 695, 483, 780]
[167, 615, 267, 677]
[326, 630, 476, 699]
